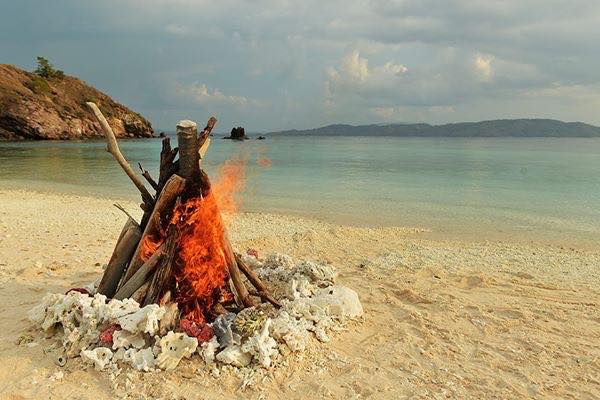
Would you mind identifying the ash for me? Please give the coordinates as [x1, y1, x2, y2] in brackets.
[28, 252, 363, 375]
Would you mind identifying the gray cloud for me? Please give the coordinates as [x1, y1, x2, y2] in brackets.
[1, 0, 600, 130]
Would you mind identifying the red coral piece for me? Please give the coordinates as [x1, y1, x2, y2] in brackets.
[247, 248, 259, 259]
[197, 324, 215, 344]
[66, 287, 91, 296]
[179, 319, 214, 344]
[99, 324, 120, 346]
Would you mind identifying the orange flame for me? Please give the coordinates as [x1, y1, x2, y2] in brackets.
[212, 158, 246, 217]
[172, 192, 232, 323]
[136, 157, 247, 323]
[257, 157, 272, 168]
[140, 235, 162, 263]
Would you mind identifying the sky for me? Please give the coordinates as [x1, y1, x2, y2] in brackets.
[1, 0, 600, 131]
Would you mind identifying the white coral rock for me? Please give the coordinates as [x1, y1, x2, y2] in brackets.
[312, 285, 363, 319]
[81, 347, 113, 371]
[270, 311, 311, 352]
[124, 348, 156, 371]
[155, 331, 198, 371]
[264, 252, 295, 270]
[112, 330, 146, 350]
[216, 345, 252, 367]
[199, 336, 220, 365]
[242, 319, 278, 368]
[296, 261, 337, 284]
[117, 304, 165, 335]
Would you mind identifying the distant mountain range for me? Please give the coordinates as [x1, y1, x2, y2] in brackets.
[268, 119, 600, 137]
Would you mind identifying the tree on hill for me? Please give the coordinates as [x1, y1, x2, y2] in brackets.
[34, 56, 65, 79]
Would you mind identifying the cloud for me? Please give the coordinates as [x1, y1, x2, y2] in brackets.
[474, 55, 493, 81]
[164, 24, 192, 36]
[3, 0, 600, 129]
[176, 82, 263, 108]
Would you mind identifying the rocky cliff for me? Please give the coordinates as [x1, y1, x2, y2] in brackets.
[0, 64, 154, 140]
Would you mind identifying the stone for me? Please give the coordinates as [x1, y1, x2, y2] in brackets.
[117, 304, 165, 335]
[241, 319, 278, 368]
[112, 330, 146, 350]
[123, 348, 156, 372]
[81, 347, 113, 371]
[312, 286, 363, 319]
[199, 336, 220, 364]
[212, 313, 238, 347]
[155, 331, 198, 371]
[215, 345, 252, 367]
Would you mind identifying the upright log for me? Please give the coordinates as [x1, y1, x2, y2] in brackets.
[119, 174, 186, 287]
[176, 120, 200, 180]
[97, 218, 142, 297]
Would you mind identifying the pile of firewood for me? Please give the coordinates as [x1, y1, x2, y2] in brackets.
[86, 103, 279, 323]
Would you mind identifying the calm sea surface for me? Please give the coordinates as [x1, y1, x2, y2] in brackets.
[1, 136, 599, 245]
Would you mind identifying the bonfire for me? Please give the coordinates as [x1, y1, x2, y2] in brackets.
[27, 103, 363, 374]
[85, 103, 279, 320]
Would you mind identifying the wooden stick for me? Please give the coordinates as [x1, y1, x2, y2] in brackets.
[235, 253, 281, 308]
[157, 137, 179, 194]
[143, 225, 179, 306]
[113, 244, 165, 300]
[199, 117, 217, 144]
[119, 174, 186, 286]
[113, 203, 139, 225]
[138, 162, 159, 191]
[131, 281, 151, 304]
[86, 102, 154, 206]
[223, 236, 255, 308]
[97, 218, 142, 297]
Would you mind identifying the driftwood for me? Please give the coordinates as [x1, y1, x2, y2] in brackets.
[138, 162, 159, 191]
[131, 281, 151, 304]
[90, 112, 280, 314]
[114, 245, 165, 300]
[97, 218, 142, 297]
[235, 253, 281, 308]
[143, 225, 179, 306]
[177, 120, 200, 180]
[86, 102, 154, 206]
[113, 203, 138, 224]
[223, 237, 255, 307]
[157, 138, 179, 194]
[120, 174, 186, 286]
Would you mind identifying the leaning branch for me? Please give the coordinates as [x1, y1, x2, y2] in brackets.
[86, 102, 154, 206]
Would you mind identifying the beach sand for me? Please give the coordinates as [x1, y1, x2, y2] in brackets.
[0, 189, 598, 399]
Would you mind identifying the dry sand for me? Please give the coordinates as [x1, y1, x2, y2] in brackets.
[0, 189, 598, 399]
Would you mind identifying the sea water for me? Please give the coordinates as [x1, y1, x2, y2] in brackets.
[1, 136, 599, 245]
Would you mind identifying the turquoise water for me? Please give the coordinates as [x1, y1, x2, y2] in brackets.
[1, 136, 599, 245]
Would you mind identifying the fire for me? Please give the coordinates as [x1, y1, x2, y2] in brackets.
[139, 157, 247, 323]
[172, 192, 232, 323]
[257, 157, 272, 168]
[140, 234, 162, 262]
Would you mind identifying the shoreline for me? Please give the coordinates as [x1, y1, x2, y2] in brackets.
[1, 183, 598, 251]
[0, 189, 599, 398]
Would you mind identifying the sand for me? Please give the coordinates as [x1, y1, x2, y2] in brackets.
[0, 189, 598, 399]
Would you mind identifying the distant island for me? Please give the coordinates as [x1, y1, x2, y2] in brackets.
[268, 119, 600, 137]
[0, 60, 153, 140]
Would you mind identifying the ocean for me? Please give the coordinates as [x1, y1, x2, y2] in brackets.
[1, 135, 599, 245]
